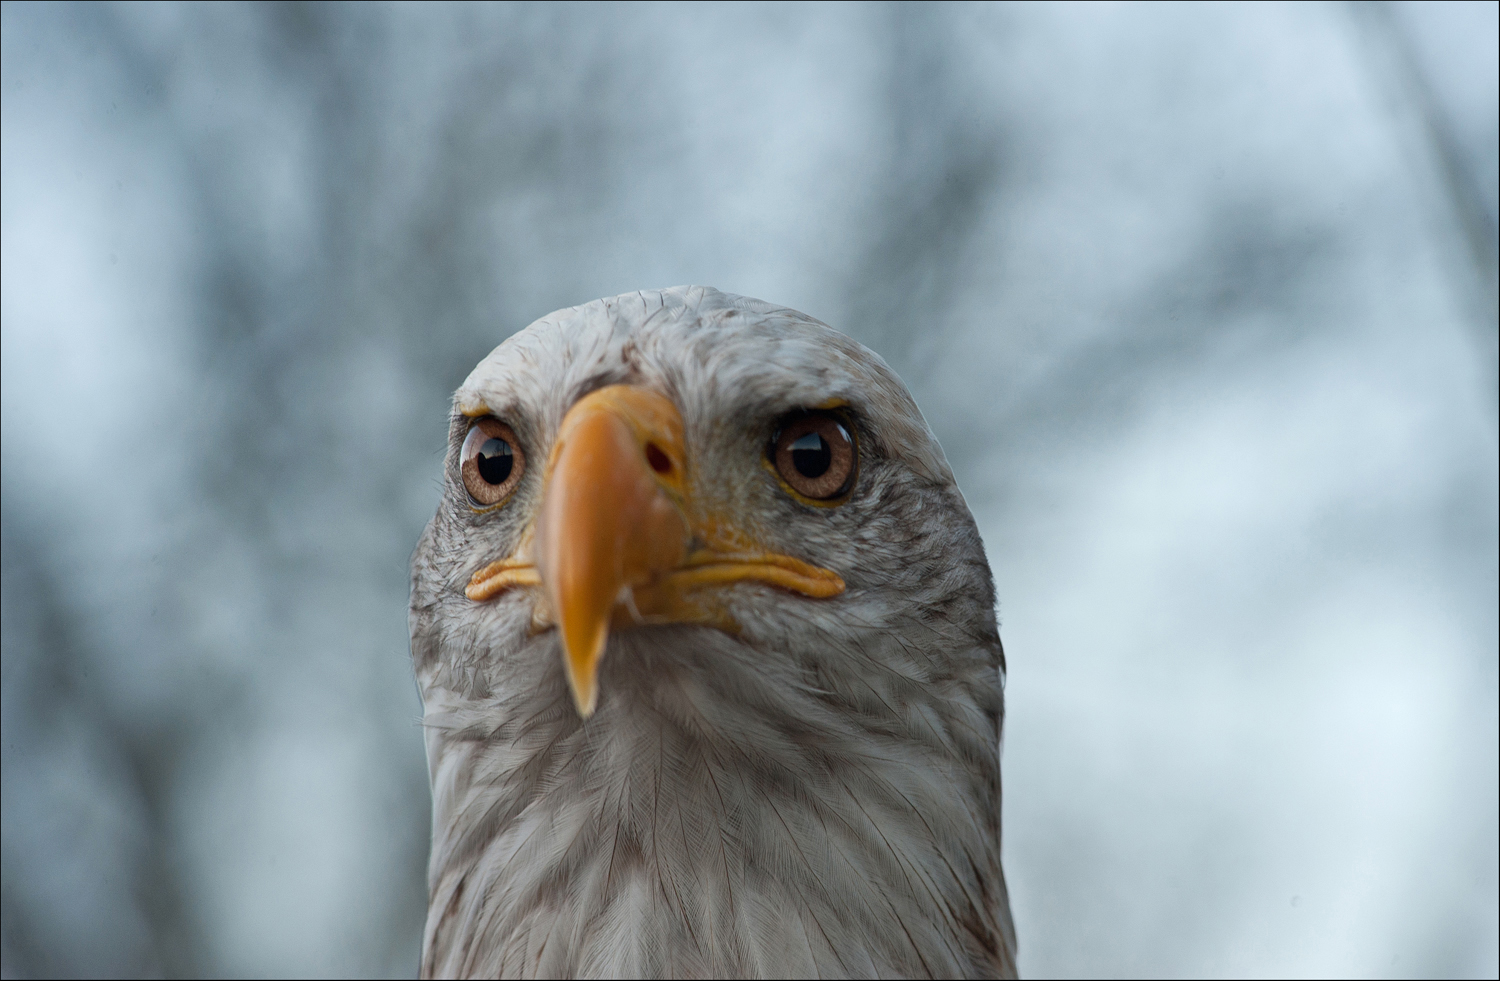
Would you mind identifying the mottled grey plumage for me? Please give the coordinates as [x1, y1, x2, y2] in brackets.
[411, 287, 1016, 978]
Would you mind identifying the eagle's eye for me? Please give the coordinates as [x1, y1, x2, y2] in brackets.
[770, 411, 857, 502]
[461, 418, 526, 507]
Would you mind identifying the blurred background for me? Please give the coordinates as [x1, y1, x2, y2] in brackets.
[2, 2, 1496, 977]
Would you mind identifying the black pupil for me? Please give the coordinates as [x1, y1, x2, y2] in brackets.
[476, 438, 513, 485]
[790, 431, 831, 478]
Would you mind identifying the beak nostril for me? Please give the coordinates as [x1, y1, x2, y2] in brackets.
[645, 442, 672, 475]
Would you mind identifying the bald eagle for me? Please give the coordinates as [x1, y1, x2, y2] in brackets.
[410, 287, 1016, 978]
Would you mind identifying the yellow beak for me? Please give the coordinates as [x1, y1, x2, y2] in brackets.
[466, 384, 843, 717]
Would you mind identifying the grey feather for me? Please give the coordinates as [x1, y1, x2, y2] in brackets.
[411, 286, 1016, 978]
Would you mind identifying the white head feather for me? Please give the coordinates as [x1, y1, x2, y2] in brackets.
[411, 286, 1015, 978]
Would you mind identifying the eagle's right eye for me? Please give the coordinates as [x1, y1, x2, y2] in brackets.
[461, 419, 526, 507]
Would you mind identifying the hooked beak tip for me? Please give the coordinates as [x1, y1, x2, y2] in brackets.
[561, 622, 607, 718]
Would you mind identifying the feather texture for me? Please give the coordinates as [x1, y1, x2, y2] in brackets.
[411, 287, 1016, 978]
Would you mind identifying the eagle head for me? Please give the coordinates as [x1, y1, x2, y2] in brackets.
[411, 286, 1015, 978]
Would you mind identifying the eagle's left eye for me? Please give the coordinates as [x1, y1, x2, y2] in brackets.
[770, 411, 857, 502]
[461, 419, 526, 507]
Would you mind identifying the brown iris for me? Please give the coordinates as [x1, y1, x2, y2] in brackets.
[461, 418, 526, 506]
[771, 411, 857, 501]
